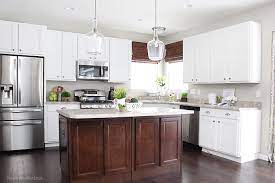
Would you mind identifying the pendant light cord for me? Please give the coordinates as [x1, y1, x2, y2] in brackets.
[154, 0, 158, 39]
[93, 0, 97, 32]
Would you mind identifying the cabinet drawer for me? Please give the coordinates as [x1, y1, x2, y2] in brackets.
[200, 108, 239, 119]
[46, 104, 80, 112]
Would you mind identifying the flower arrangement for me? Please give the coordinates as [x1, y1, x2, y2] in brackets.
[224, 96, 238, 106]
[156, 76, 166, 87]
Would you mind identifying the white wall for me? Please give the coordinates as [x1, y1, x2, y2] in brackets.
[164, 4, 275, 155]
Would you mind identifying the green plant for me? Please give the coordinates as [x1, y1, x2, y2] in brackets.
[181, 92, 188, 98]
[61, 91, 71, 98]
[118, 104, 126, 111]
[156, 76, 166, 87]
[114, 88, 127, 99]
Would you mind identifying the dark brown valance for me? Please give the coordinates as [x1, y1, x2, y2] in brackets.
[165, 41, 183, 63]
[132, 41, 158, 64]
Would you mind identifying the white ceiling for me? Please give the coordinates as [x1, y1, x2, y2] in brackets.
[0, 0, 274, 36]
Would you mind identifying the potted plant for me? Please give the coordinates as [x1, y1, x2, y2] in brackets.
[61, 91, 71, 102]
[114, 88, 127, 111]
[181, 92, 188, 102]
[156, 76, 167, 96]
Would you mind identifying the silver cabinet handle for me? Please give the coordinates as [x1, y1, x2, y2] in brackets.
[206, 111, 210, 114]
[225, 113, 231, 116]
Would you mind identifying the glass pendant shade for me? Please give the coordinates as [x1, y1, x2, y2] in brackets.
[147, 37, 165, 61]
[86, 0, 104, 56]
[147, 0, 166, 61]
[87, 26, 104, 55]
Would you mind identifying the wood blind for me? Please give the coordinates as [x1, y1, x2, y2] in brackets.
[165, 41, 183, 62]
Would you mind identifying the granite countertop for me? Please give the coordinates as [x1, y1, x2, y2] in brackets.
[45, 101, 80, 105]
[140, 100, 261, 111]
[57, 107, 194, 119]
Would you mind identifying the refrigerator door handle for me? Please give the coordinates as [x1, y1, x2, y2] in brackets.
[0, 120, 42, 126]
[18, 59, 21, 105]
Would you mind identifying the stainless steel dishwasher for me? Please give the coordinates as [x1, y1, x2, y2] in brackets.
[180, 105, 200, 145]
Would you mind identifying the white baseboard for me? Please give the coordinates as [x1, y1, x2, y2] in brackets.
[202, 148, 258, 163]
[257, 153, 269, 161]
[45, 143, 59, 148]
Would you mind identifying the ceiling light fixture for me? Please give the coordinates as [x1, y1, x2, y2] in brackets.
[86, 0, 104, 56]
[147, 0, 166, 61]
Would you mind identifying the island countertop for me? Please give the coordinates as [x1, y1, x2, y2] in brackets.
[57, 107, 194, 119]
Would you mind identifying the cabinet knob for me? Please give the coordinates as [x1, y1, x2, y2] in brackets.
[224, 78, 226, 80]
[206, 111, 210, 114]
[192, 79, 194, 81]
[196, 79, 198, 81]
[19, 49, 22, 52]
[229, 77, 231, 80]
[218, 121, 220, 123]
[225, 113, 231, 116]
[213, 120, 215, 123]
[12, 49, 15, 51]
[62, 76, 64, 78]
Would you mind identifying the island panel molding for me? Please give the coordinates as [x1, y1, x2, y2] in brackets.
[160, 117, 181, 166]
[104, 118, 132, 175]
[135, 117, 160, 170]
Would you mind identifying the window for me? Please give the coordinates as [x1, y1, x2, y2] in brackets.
[166, 62, 188, 91]
[131, 62, 159, 91]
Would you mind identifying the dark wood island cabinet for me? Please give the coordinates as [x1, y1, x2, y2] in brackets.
[59, 115, 183, 183]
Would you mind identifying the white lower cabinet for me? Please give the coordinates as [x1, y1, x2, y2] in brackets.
[44, 103, 80, 146]
[199, 108, 261, 163]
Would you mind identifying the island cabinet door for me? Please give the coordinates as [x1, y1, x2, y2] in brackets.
[104, 118, 131, 175]
[135, 117, 160, 169]
[71, 120, 104, 180]
[160, 117, 181, 166]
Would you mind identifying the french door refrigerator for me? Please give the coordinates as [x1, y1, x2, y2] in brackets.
[0, 55, 44, 151]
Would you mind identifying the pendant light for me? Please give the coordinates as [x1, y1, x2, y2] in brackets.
[86, 0, 104, 56]
[147, 0, 166, 61]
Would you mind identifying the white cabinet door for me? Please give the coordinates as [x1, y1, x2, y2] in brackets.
[46, 111, 60, 142]
[109, 38, 131, 83]
[18, 23, 46, 56]
[45, 30, 62, 80]
[199, 116, 217, 150]
[226, 23, 250, 82]
[195, 33, 211, 83]
[77, 34, 90, 60]
[183, 37, 195, 83]
[210, 30, 228, 82]
[61, 32, 77, 81]
[217, 118, 240, 156]
[0, 20, 18, 54]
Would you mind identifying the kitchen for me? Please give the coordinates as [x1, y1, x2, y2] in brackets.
[0, 0, 275, 183]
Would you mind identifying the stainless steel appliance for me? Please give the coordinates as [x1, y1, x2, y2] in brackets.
[77, 60, 109, 80]
[0, 55, 44, 151]
[180, 105, 200, 145]
[74, 89, 115, 109]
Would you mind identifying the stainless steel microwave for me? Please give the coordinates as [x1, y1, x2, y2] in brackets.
[77, 60, 109, 80]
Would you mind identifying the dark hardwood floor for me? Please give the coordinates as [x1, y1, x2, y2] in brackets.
[0, 147, 274, 183]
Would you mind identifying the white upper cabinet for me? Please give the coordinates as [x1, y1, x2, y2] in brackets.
[109, 38, 132, 83]
[77, 34, 110, 61]
[46, 30, 62, 80]
[62, 32, 77, 81]
[45, 30, 77, 81]
[183, 21, 261, 84]
[0, 20, 18, 53]
[18, 23, 46, 56]
[183, 33, 210, 83]
[183, 37, 195, 83]
[0, 20, 46, 56]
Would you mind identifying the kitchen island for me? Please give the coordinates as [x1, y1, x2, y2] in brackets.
[57, 107, 193, 183]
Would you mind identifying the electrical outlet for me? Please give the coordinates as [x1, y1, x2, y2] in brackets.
[197, 89, 201, 96]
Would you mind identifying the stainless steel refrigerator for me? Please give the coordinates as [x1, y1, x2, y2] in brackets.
[0, 55, 44, 151]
